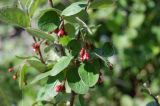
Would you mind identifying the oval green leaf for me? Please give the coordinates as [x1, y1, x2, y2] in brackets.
[61, 1, 87, 16]
[59, 36, 72, 46]
[38, 9, 61, 32]
[64, 10, 88, 23]
[50, 56, 73, 76]
[19, 64, 28, 89]
[67, 67, 89, 94]
[36, 80, 61, 101]
[102, 42, 114, 57]
[26, 28, 55, 41]
[0, 7, 30, 27]
[28, 0, 42, 17]
[78, 61, 100, 87]
[27, 58, 47, 72]
[30, 71, 51, 84]
[67, 39, 81, 56]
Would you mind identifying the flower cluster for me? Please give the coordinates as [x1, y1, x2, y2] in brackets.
[32, 42, 40, 53]
[55, 84, 65, 92]
[79, 48, 90, 62]
[8, 67, 14, 72]
[53, 28, 66, 37]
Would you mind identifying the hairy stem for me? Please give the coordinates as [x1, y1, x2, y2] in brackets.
[70, 91, 76, 106]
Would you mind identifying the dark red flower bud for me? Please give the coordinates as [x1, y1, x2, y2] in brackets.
[97, 72, 104, 85]
[53, 28, 59, 34]
[45, 41, 49, 45]
[8, 67, 14, 72]
[32, 42, 40, 53]
[98, 77, 104, 85]
[13, 74, 17, 80]
[55, 84, 63, 92]
[57, 29, 66, 37]
[108, 63, 113, 71]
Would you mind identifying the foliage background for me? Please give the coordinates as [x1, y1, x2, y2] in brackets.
[0, 0, 160, 106]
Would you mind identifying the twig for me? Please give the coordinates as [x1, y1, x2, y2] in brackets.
[147, 88, 160, 106]
[70, 91, 76, 106]
[143, 83, 160, 106]
[32, 37, 45, 64]
[32, 36, 37, 42]
[85, 0, 91, 11]
[38, 47, 45, 64]
[48, 0, 54, 8]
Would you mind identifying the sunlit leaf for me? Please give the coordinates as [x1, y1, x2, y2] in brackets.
[67, 67, 89, 94]
[50, 56, 73, 76]
[38, 9, 61, 32]
[0, 7, 30, 27]
[78, 61, 100, 87]
[61, 1, 87, 16]
[26, 28, 55, 41]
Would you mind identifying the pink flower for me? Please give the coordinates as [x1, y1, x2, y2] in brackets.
[53, 28, 66, 37]
[79, 48, 90, 62]
[57, 29, 66, 37]
[55, 84, 63, 92]
[32, 42, 40, 53]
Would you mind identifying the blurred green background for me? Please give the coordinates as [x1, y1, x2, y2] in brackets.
[0, 0, 160, 106]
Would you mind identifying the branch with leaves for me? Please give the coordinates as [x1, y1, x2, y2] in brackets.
[0, 0, 115, 105]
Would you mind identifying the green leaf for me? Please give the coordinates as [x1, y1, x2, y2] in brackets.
[0, 7, 30, 27]
[64, 10, 88, 23]
[26, 28, 55, 41]
[59, 36, 72, 46]
[67, 39, 81, 56]
[65, 80, 71, 93]
[120, 95, 134, 106]
[90, 0, 114, 9]
[47, 72, 64, 84]
[78, 61, 100, 87]
[75, 95, 86, 106]
[28, 0, 42, 17]
[102, 42, 114, 57]
[27, 58, 47, 72]
[50, 56, 73, 76]
[16, 55, 36, 59]
[61, 1, 87, 16]
[75, 17, 93, 35]
[129, 13, 144, 28]
[36, 80, 61, 101]
[94, 52, 109, 67]
[38, 9, 61, 32]
[19, 64, 28, 89]
[64, 23, 76, 37]
[67, 67, 89, 94]
[30, 71, 51, 84]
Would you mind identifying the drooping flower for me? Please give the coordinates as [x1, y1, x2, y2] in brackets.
[55, 84, 63, 92]
[79, 48, 90, 62]
[8, 67, 14, 72]
[12, 74, 17, 80]
[53, 28, 66, 37]
[32, 42, 40, 53]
